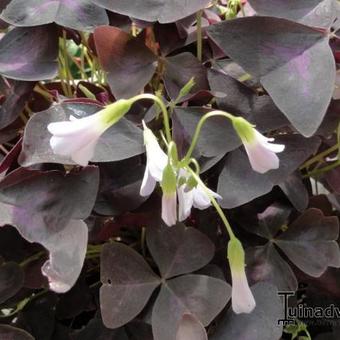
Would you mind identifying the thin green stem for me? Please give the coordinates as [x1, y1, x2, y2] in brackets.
[300, 144, 338, 170]
[83, 47, 93, 71]
[87, 244, 103, 253]
[62, 31, 75, 90]
[58, 54, 70, 97]
[85, 253, 101, 260]
[132, 94, 172, 142]
[160, 130, 169, 148]
[304, 159, 340, 178]
[196, 10, 203, 62]
[79, 43, 87, 80]
[189, 158, 200, 174]
[181, 110, 235, 165]
[35, 84, 54, 102]
[167, 141, 179, 166]
[0, 289, 48, 318]
[187, 167, 236, 240]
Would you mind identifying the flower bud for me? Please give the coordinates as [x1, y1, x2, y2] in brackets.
[99, 99, 133, 125]
[140, 121, 168, 196]
[161, 163, 177, 226]
[231, 116, 285, 173]
[177, 77, 196, 99]
[227, 238, 256, 314]
[47, 99, 133, 166]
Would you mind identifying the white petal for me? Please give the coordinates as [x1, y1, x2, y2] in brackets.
[253, 131, 285, 151]
[71, 139, 97, 166]
[178, 168, 189, 179]
[139, 123, 168, 197]
[192, 186, 211, 209]
[192, 185, 221, 210]
[143, 124, 168, 181]
[50, 133, 94, 155]
[48, 117, 107, 165]
[178, 185, 194, 221]
[162, 192, 177, 226]
[231, 269, 256, 314]
[326, 155, 338, 162]
[266, 142, 285, 153]
[147, 154, 168, 182]
[50, 136, 76, 155]
[262, 142, 285, 154]
[140, 165, 157, 197]
[211, 189, 223, 201]
[253, 130, 272, 142]
[146, 143, 168, 181]
[245, 143, 280, 173]
[47, 113, 105, 137]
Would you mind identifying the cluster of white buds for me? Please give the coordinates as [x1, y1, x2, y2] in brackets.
[139, 122, 221, 226]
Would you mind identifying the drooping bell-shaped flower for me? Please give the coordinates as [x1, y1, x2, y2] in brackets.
[161, 162, 177, 226]
[227, 238, 256, 314]
[177, 169, 222, 221]
[48, 99, 133, 166]
[140, 121, 168, 197]
[232, 117, 285, 174]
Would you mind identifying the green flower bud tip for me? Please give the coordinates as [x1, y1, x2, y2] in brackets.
[178, 77, 196, 98]
[231, 117, 256, 144]
[161, 163, 177, 195]
[186, 175, 198, 190]
[100, 99, 133, 126]
[227, 237, 246, 272]
[168, 141, 179, 167]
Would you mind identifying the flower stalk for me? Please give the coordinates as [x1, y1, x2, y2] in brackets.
[196, 10, 203, 62]
[186, 167, 236, 240]
[181, 110, 284, 174]
[181, 110, 235, 166]
[131, 93, 172, 143]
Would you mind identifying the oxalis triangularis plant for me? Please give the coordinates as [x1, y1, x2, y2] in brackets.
[0, 0, 340, 340]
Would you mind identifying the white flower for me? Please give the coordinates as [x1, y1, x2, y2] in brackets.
[48, 114, 108, 166]
[140, 121, 168, 197]
[230, 265, 256, 314]
[48, 99, 132, 166]
[139, 123, 222, 226]
[139, 122, 178, 226]
[177, 169, 222, 221]
[243, 130, 285, 174]
[232, 117, 285, 174]
[228, 238, 256, 314]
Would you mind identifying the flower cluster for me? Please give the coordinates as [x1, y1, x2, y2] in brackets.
[140, 121, 221, 226]
[47, 95, 285, 315]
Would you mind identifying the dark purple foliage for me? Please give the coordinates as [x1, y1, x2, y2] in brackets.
[0, 1, 339, 339]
